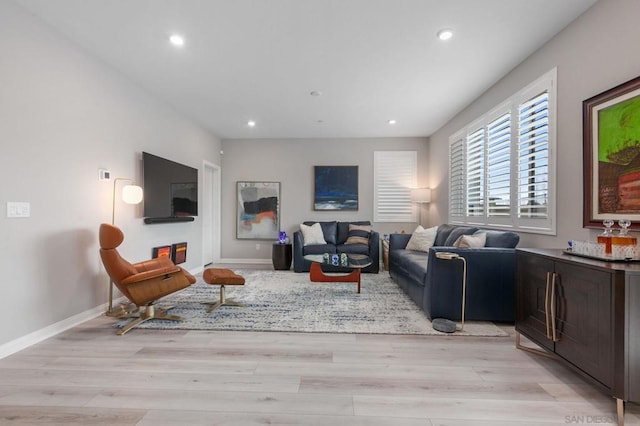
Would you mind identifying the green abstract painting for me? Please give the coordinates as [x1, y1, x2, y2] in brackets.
[598, 94, 640, 165]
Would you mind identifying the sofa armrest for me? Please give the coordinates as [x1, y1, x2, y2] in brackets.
[389, 233, 411, 251]
[293, 231, 305, 272]
[424, 247, 516, 322]
[367, 231, 380, 273]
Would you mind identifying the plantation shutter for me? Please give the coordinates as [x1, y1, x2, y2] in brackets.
[374, 151, 417, 222]
[449, 136, 465, 219]
[487, 112, 511, 217]
[517, 91, 549, 219]
[466, 128, 485, 217]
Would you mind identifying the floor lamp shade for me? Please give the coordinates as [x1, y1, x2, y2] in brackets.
[410, 188, 431, 203]
[122, 185, 143, 204]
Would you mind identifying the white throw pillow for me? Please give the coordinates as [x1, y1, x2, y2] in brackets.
[406, 225, 438, 252]
[300, 223, 327, 246]
[454, 232, 487, 248]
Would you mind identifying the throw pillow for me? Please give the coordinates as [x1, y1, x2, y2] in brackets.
[300, 222, 327, 246]
[454, 232, 487, 248]
[443, 226, 479, 246]
[345, 224, 372, 245]
[405, 225, 438, 252]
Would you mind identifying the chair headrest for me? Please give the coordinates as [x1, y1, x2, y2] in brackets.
[99, 223, 124, 249]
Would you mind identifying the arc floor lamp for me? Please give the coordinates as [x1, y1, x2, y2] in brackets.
[106, 177, 143, 317]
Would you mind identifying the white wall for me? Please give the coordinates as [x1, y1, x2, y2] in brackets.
[220, 137, 428, 260]
[428, 0, 640, 248]
[0, 1, 221, 347]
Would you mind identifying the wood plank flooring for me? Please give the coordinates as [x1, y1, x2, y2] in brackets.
[1, 311, 639, 424]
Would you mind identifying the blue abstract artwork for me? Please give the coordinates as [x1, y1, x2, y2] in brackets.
[314, 166, 358, 210]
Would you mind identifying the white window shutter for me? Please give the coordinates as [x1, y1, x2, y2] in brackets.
[449, 136, 465, 219]
[517, 91, 549, 219]
[374, 151, 417, 222]
[446, 68, 556, 234]
[487, 112, 511, 217]
[466, 128, 485, 217]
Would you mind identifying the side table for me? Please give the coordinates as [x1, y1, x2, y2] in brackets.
[272, 243, 292, 270]
[382, 239, 389, 271]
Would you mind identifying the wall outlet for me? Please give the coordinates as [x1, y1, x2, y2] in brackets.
[255, 243, 260, 250]
[7, 201, 30, 218]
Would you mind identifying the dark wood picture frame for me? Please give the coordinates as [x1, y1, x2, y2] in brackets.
[583, 75, 640, 229]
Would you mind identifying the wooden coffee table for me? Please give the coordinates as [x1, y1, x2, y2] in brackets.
[304, 253, 372, 293]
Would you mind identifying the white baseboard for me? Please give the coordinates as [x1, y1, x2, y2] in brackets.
[0, 302, 111, 359]
[218, 258, 271, 265]
[189, 265, 204, 275]
[0, 262, 267, 359]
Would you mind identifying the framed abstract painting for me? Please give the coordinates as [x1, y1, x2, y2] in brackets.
[171, 242, 187, 265]
[314, 165, 358, 211]
[583, 75, 640, 229]
[152, 245, 171, 259]
[236, 181, 281, 239]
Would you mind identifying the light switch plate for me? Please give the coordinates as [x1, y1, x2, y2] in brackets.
[98, 168, 111, 181]
[7, 202, 30, 218]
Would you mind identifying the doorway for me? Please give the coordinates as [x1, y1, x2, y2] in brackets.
[202, 161, 221, 266]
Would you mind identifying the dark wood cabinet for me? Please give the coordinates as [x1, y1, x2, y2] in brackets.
[516, 248, 640, 424]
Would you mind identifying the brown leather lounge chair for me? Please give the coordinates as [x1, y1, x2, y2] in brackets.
[99, 223, 196, 335]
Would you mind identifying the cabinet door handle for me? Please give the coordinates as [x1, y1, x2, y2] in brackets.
[544, 272, 551, 339]
[550, 272, 559, 342]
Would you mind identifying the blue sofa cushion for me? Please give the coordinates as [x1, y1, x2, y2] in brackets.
[433, 224, 457, 246]
[336, 243, 369, 255]
[444, 226, 479, 246]
[303, 244, 337, 255]
[303, 221, 337, 245]
[337, 221, 371, 244]
[389, 249, 428, 286]
[484, 230, 520, 248]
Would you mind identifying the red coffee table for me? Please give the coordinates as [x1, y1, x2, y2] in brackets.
[304, 253, 372, 293]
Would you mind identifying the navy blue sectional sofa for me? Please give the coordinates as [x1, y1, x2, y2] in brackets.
[389, 224, 519, 322]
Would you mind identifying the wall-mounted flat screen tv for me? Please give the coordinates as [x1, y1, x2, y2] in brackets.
[142, 152, 198, 220]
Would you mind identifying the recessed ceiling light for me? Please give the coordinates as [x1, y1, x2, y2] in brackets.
[388, 119, 397, 125]
[247, 120, 256, 127]
[436, 29, 454, 41]
[169, 34, 185, 47]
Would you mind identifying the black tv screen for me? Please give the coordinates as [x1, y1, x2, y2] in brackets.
[142, 152, 198, 218]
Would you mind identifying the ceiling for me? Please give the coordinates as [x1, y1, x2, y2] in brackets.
[14, 0, 597, 140]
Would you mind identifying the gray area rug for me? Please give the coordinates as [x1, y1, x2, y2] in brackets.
[116, 269, 507, 336]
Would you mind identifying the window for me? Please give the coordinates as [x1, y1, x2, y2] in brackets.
[447, 68, 556, 234]
[374, 151, 417, 222]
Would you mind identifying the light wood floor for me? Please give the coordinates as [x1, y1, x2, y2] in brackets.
[1, 297, 639, 424]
